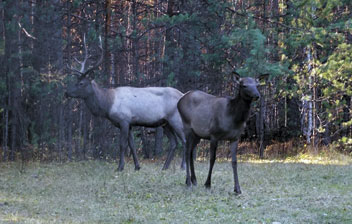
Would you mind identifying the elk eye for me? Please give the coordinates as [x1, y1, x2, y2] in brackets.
[79, 82, 84, 86]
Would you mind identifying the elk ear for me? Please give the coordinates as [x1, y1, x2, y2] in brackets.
[256, 73, 269, 85]
[91, 80, 97, 85]
[233, 71, 241, 84]
[257, 73, 269, 81]
[90, 80, 99, 91]
[87, 71, 95, 80]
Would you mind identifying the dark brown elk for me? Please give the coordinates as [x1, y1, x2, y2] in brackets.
[66, 35, 186, 171]
[177, 73, 261, 194]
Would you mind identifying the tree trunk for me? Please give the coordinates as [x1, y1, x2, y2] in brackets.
[302, 47, 313, 145]
[312, 65, 317, 149]
[58, 104, 64, 161]
[105, 0, 112, 77]
[66, 0, 73, 161]
[343, 95, 351, 137]
[77, 107, 83, 160]
[67, 102, 73, 161]
[258, 91, 266, 158]
[82, 110, 88, 160]
[17, 10, 25, 162]
[162, 0, 176, 86]
[126, 1, 133, 82]
[3, 107, 9, 161]
[4, 0, 22, 161]
[256, 82, 266, 158]
[131, 0, 139, 83]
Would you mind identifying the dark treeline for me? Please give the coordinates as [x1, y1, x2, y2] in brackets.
[0, 0, 351, 162]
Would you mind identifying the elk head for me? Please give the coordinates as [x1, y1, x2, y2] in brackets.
[233, 71, 261, 101]
[66, 34, 103, 99]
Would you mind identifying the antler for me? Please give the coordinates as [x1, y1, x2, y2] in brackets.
[67, 34, 103, 77]
[83, 35, 103, 76]
[77, 33, 90, 74]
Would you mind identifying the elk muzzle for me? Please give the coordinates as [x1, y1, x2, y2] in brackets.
[252, 92, 260, 101]
[65, 84, 78, 98]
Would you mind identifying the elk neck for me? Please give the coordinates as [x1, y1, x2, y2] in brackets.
[228, 93, 253, 125]
[84, 80, 114, 117]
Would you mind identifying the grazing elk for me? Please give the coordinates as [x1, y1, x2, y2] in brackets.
[66, 35, 186, 171]
[177, 73, 261, 194]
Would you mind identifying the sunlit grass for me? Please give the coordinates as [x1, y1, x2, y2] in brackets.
[237, 151, 352, 165]
[0, 152, 351, 223]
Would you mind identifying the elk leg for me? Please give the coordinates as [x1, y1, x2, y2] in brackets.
[162, 125, 177, 170]
[117, 123, 129, 172]
[128, 131, 141, 171]
[204, 139, 218, 188]
[230, 140, 241, 194]
[178, 133, 186, 170]
[185, 134, 194, 187]
[168, 117, 187, 170]
[180, 146, 186, 170]
[190, 136, 200, 186]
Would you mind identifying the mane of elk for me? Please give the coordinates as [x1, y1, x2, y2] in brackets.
[177, 73, 261, 194]
[66, 34, 186, 171]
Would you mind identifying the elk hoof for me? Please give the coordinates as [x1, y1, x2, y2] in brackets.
[117, 166, 124, 172]
[135, 166, 141, 171]
[180, 163, 186, 170]
[191, 178, 197, 186]
[186, 177, 192, 187]
[234, 188, 242, 194]
[204, 182, 211, 189]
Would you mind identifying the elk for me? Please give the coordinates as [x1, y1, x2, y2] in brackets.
[177, 73, 261, 194]
[66, 34, 186, 171]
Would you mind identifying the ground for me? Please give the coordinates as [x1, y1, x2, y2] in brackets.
[0, 153, 351, 224]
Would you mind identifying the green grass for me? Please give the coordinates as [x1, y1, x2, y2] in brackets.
[0, 155, 351, 224]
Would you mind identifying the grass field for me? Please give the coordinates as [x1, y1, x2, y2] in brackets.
[0, 154, 351, 224]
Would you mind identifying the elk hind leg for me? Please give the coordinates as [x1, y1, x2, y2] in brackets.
[185, 133, 195, 187]
[204, 139, 218, 188]
[128, 131, 141, 170]
[190, 136, 200, 186]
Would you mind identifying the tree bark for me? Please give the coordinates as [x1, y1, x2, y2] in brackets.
[302, 47, 313, 145]
[258, 91, 266, 158]
[342, 95, 351, 137]
[66, 1, 73, 161]
[4, 0, 22, 161]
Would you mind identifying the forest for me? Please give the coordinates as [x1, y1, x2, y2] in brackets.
[0, 0, 351, 162]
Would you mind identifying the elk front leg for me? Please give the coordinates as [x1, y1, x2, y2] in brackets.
[162, 126, 177, 170]
[230, 140, 241, 194]
[168, 116, 187, 170]
[117, 123, 129, 171]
